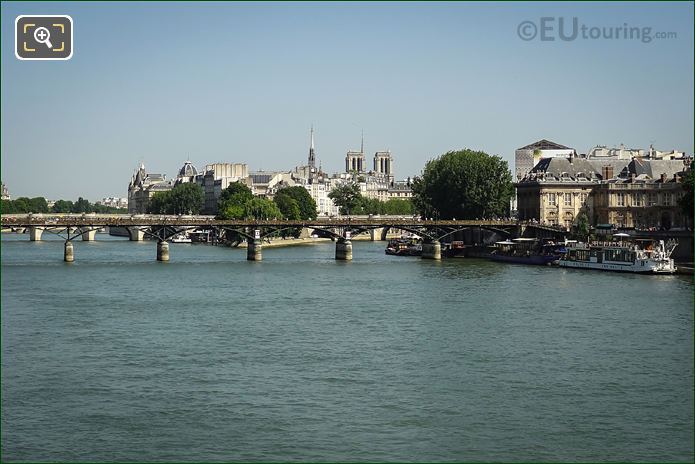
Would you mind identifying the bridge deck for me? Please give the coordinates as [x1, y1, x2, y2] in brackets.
[1, 214, 562, 230]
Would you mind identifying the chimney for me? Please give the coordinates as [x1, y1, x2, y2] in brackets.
[630, 173, 636, 182]
[602, 165, 614, 180]
[660, 173, 667, 183]
[674, 173, 680, 183]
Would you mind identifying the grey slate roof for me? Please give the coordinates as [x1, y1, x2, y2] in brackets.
[518, 139, 571, 151]
[525, 157, 602, 182]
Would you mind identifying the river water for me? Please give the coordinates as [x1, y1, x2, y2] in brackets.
[1, 233, 693, 462]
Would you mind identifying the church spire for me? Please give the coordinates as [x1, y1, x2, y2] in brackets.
[360, 130, 364, 154]
[308, 125, 316, 168]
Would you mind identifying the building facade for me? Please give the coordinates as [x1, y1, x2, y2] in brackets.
[127, 163, 173, 213]
[516, 155, 691, 230]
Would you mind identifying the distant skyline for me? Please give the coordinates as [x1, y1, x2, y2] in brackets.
[1, 1, 693, 201]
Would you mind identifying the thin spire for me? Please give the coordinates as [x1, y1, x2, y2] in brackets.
[308, 125, 316, 168]
[361, 130, 364, 154]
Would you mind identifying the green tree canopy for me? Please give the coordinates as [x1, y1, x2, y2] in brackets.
[72, 197, 91, 213]
[274, 194, 301, 220]
[147, 183, 204, 214]
[51, 200, 74, 213]
[328, 183, 362, 215]
[219, 182, 253, 205]
[242, 197, 282, 220]
[217, 182, 254, 219]
[274, 186, 317, 220]
[678, 168, 693, 221]
[412, 149, 514, 219]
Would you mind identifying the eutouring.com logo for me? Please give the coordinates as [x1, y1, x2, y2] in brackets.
[517, 17, 677, 43]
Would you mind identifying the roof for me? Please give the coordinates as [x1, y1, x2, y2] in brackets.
[618, 159, 687, 181]
[518, 139, 572, 151]
[522, 157, 602, 182]
[178, 161, 198, 178]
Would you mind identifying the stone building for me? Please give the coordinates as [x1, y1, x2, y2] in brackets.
[592, 159, 690, 229]
[516, 155, 691, 230]
[127, 163, 173, 213]
[516, 155, 600, 229]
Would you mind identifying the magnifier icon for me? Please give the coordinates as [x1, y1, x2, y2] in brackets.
[33, 27, 53, 49]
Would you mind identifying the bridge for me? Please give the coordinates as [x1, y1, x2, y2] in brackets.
[1, 214, 568, 262]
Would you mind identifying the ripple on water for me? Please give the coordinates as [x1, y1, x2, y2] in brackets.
[1, 237, 693, 461]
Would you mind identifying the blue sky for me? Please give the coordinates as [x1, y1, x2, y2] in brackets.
[1, 1, 693, 201]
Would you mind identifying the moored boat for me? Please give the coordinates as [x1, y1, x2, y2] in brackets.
[489, 238, 563, 265]
[558, 237, 677, 274]
[170, 233, 192, 243]
[385, 238, 422, 256]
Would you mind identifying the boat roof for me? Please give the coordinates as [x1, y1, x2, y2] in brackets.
[496, 240, 516, 245]
[512, 238, 537, 241]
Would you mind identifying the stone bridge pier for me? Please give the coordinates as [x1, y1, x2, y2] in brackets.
[28, 226, 44, 241]
[247, 239, 262, 261]
[128, 227, 145, 241]
[64, 241, 74, 262]
[80, 228, 97, 241]
[335, 232, 353, 260]
[421, 240, 441, 260]
[156, 240, 169, 262]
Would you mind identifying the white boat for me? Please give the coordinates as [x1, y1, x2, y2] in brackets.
[558, 237, 677, 274]
[170, 233, 192, 243]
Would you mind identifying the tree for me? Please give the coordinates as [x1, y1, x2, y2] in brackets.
[219, 182, 253, 205]
[412, 149, 514, 219]
[678, 168, 693, 224]
[574, 211, 590, 240]
[168, 183, 204, 214]
[242, 197, 282, 220]
[147, 192, 170, 214]
[147, 183, 204, 214]
[274, 186, 317, 220]
[217, 182, 254, 219]
[274, 194, 301, 220]
[72, 197, 91, 213]
[383, 199, 415, 215]
[328, 183, 362, 215]
[51, 200, 74, 213]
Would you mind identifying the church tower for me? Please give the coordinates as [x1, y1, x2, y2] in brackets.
[308, 126, 316, 169]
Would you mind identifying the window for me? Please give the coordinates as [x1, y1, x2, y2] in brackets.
[616, 192, 625, 206]
[564, 193, 572, 206]
[580, 193, 588, 204]
[648, 192, 658, 206]
[633, 193, 642, 207]
[663, 193, 672, 206]
[548, 193, 556, 205]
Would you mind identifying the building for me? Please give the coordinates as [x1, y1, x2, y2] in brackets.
[387, 180, 413, 200]
[373, 151, 393, 181]
[98, 197, 128, 209]
[127, 163, 173, 213]
[1, 182, 10, 200]
[516, 155, 601, 228]
[516, 153, 691, 230]
[196, 163, 248, 214]
[592, 158, 690, 229]
[515, 139, 574, 181]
